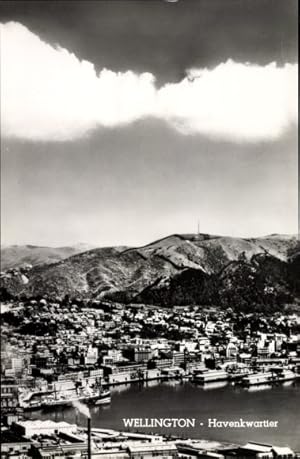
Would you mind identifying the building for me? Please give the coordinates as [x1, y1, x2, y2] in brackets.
[14, 420, 77, 438]
[226, 342, 238, 359]
[134, 347, 153, 363]
[223, 443, 280, 459]
[1, 377, 20, 417]
[153, 359, 173, 369]
[107, 349, 123, 363]
[0, 430, 32, 459]
[177, 442, 224, 459]
[127, 442, 178, 458]
[103, 363, 147, 377]
[172, 351, 185, 366]
[85, 346, 99, 365]
[272, 447, 294, 459]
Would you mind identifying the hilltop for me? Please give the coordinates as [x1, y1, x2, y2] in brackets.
[1, 233, 299, 311]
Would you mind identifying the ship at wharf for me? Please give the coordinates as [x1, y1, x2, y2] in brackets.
[19, 384, 111, 411]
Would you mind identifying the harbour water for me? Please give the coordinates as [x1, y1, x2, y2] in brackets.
[29, 380, 300, 450]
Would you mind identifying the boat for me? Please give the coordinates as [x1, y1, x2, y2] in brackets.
[21, 399, 43, 411]
[193, 369, 229, 383]
[276, 369, 296, 382]
[94, 390, 111, 405]
[20, 386, 111, 410]
[41, 387, 111, 409]
[202, 381, 228, 390]
[19, 387, 52, 411]
[241, 372, 275, 386]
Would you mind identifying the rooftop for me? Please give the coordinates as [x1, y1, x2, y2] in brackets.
[242, 443, 273, 453]
[1, 430, 31, 444]
[272, 446, 294, 455]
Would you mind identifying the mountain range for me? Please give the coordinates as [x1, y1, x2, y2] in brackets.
[1, 233, 299, 311]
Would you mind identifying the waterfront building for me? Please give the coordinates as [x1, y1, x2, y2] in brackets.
[104, 363, 147, 376]
[14, 420, 77, 437]
[186, 362, 206, 375]
[255, 358, 288, 369]
[127, 442, 177, 458]
[134, 347, 153, 363]
[107, 349, 123, 363]
[177, 442, 225, 459]
[153, 358, 173, 369]
[172, 351, 185, 366]
[272, 446, 295, 459]
[221, 443, 294, 459]
[193, 369, 229, 383]
[238, 443, 274, 459]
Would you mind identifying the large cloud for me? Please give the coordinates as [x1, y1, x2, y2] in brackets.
[1, 22, 297, 142]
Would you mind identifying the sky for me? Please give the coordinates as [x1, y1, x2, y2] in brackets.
[0, 0, 298, 247]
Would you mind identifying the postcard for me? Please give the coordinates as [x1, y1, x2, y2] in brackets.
[0, 1, 298, 458]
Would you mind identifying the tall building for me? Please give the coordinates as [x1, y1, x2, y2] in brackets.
[0, 377, 23, 425]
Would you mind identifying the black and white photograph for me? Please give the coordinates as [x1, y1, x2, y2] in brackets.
[0, 1, 299, 458]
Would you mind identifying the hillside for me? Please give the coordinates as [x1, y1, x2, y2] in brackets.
[1, 233, 299, 311]
[1, 246, 177, 301]
[0, 243, 97, 271]
[124, 233, 298, 273]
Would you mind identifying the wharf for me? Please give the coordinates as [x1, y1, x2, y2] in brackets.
[102, 375, 177, 388]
